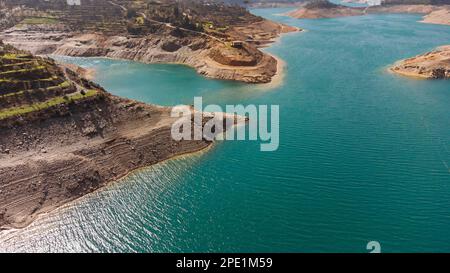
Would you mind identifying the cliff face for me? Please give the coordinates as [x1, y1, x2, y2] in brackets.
[390, 45, 450, 79]
[0, 42, 241, 229]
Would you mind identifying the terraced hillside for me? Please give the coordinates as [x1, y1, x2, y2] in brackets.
[1, 0, 127, 34]
[1, 0, 262, 36]
[0, 40, 101, 125]
[0, 0, 298, 83]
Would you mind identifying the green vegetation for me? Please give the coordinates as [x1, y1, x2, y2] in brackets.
[0, 66, 46, 76]
[135, 17, 145, 25]
[216, 26, 229, 32]
[0, 81, 72, 99]
[0, 76, 58, 84]
[19, 16, 59, 25]
[1, 52, 30, 62]
[203, 22, 214, 30]
[2, 0, 262, 37]
[1, 53, 31, 60]
[0, 41, 102, 122]
[0, 90, 98, 120]
[2, 61, 35, 67]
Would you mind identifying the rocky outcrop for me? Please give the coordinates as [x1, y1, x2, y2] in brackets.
[390, 45, 450, 79]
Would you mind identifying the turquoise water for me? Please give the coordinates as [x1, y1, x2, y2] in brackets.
[1, 9, 450, 252]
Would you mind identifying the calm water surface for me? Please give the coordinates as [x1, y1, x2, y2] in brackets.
[1, 9, 450, 252]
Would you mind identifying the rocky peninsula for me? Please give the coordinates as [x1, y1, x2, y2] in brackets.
[0, 40, 244, 229]
[390, 45, 450, 79]
[0, 0, 299, 84]
[420, 8, 450, 25]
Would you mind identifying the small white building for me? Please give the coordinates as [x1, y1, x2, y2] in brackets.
[67, 0, 81, 6]
[367, 0, 381, 6]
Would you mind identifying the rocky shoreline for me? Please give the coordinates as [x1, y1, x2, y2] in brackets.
[286, 3, 450, 26]
[0, 0, 300, 84]
[390, 45, 450, 79]
[0, 21, 299, 84]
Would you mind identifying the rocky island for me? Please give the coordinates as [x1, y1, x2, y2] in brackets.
[0, 0, 299, 84]
[286, 0, 366, 18]
[0, 39, 245, 229]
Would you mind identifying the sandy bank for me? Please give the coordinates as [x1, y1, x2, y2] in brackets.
[259, 53, 286, 90]
[420, 8, 450, 26]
